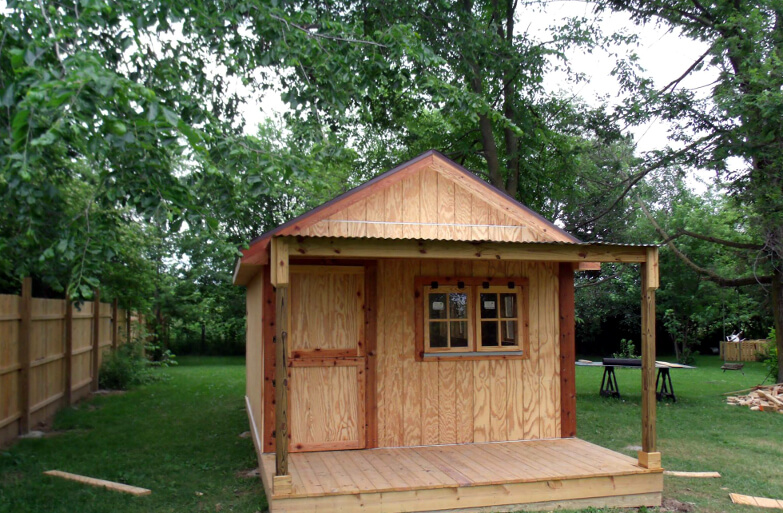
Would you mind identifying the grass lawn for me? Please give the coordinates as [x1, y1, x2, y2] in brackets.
[0, 357, 266, 513]
[1, 354, 781, 513]
[576, 355, 783, 512]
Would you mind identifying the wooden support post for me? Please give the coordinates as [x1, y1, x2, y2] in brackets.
[111, 298, 119, 350]
[19, 277, 32, 434]
[91, 289, 101, 392]
[272, 238, 291, 495]
[64, 294, 73, 406]
[639, 247, 660, 469]
[559, 263, 577, 438]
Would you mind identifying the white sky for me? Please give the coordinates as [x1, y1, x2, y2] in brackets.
[244, 2, 719, 187]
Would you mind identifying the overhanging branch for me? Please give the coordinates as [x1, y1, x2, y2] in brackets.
[662, 230, 764, 251]
[635, 195, 772, 287]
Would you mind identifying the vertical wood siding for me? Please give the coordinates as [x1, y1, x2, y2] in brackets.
[376, 259, 561, 447]
[297, 165, 564, 243]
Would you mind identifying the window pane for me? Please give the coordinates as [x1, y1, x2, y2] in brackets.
[449, 293, 468, 319]
[500, 293, 516, 319]
[429, 322, 448, 347]
[450, 321, 469, 347]
[429, 293, 447, 319]
[481, 321, 499, 347]
[501, 321, 517, 346]
[480, 293, 498, 319]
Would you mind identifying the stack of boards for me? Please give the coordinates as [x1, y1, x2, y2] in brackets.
[726, 384, 783, 412]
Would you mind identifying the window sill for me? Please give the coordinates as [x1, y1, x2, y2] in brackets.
[420, 350, 527, 362]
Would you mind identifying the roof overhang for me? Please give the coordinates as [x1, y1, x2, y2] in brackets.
[233, 236, 657, 286]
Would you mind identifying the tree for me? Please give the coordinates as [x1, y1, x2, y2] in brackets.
[589, 0, 783, 380]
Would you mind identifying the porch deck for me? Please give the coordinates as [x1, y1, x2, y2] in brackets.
[259, 438, 663, 513]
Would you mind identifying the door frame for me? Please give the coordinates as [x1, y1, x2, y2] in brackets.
[262, 259, 378, 452]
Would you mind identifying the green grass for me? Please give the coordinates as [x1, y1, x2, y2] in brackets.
[0, 356, 266, 513]
[575, 355, 783, 512]
[1, 355, 781, 512]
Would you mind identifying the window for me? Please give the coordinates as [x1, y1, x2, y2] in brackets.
[476, 287, 521, 351]
[424, 286, 471, 352]
[416, 277, 529, 360]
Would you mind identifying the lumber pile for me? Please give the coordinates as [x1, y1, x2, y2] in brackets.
[726, 384, 783, 412]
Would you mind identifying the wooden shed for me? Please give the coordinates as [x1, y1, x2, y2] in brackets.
[234, 151, 663, 513]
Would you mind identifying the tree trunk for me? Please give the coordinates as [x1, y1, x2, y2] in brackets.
[670, 334, 680, 362]
[477, 112, 503, 189]
[773, 267, 783, 383]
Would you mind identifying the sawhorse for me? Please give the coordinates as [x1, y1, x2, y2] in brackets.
[599, 366, 677, 401]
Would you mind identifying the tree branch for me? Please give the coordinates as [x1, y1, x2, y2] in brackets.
[659, 45, 712, 94]
[577, 133, 720, 228]
[662, 229, 764, 251]
[575, 272, 622, 289]
[269, 14, 388, 47]
[635, 194, 773, 287]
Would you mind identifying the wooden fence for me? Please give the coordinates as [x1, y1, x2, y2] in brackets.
[0, 278, 141, 446]
[719, 340, 771, 362]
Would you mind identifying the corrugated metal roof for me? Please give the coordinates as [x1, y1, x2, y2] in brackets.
[283, 233, 659, 247]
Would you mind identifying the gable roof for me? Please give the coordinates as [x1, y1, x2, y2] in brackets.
[234, 150, 585, 284]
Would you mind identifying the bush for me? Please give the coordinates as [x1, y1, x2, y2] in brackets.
[99, 343, 154, 390]
[613, 339, 638, 359]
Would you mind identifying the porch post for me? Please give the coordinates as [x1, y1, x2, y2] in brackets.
[271, 238, 292, 495]
[559, 263, 577, 438]
[639, 247, 661, 469]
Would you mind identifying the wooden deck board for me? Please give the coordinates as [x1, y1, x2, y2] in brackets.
[262, 438, 660, 503]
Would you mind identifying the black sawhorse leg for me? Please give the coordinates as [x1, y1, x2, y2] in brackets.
[600, 366, 621, 398]
[656, 367, 676, 402]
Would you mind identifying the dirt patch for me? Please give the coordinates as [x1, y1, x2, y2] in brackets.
[236, 468, 261, 479]
[662, 497, 696, 512]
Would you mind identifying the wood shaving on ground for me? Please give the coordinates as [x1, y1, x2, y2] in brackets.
[730, 493, 783, 509]
[726, 384, 783, 412]
[664, 471, 721, 478]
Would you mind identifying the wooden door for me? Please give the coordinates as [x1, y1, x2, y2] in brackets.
[288, 265, 366, 452]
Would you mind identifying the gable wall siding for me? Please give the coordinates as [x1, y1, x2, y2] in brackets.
[297, 165, 563, 243]
[375, 258, 561, 448]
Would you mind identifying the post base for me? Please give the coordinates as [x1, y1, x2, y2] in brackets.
[273, 474, 293, 495]
[638, 451, 662, 470]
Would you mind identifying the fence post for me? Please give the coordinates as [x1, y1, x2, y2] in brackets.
[111, 298, 119, 350]
[18, 277, 32, 434]
[91, 289, 100, 392]
[64, 292, 73, 406]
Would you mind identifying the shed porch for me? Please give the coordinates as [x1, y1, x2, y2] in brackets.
[259, 437, 662, 513]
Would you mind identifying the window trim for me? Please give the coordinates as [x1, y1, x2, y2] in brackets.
[414, 276, 530, 362]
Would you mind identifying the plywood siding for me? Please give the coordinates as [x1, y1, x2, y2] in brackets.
[297, 164, 567, 243]
[289, 364, 362, 450]
[289, 268, 364, 355]
[245, 271, 264, 454]
[376, 259, 560, 447]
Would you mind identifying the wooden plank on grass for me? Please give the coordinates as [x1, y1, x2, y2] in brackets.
[44, 470, 151, 496]
[664, 471, 721, 478]
[730, 493, 783, 509]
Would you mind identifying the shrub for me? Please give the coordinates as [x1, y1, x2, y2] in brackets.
[613, 339, 638, 359]
[99, 343, 153, 390]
